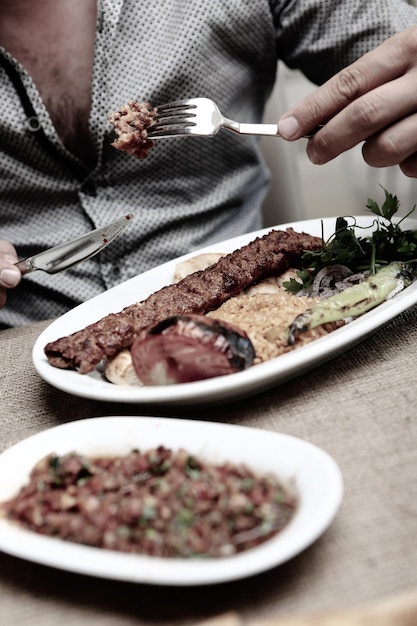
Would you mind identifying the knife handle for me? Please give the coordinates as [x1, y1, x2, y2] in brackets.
[14, 259, 34, 275]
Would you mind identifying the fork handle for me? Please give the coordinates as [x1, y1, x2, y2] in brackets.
[223, 117, 279, 137]
[223, 118, 323, 138]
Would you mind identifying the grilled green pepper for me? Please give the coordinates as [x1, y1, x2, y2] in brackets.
[287, 262, 413, 345]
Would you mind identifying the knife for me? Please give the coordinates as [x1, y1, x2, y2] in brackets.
[15, 214, 133, 275]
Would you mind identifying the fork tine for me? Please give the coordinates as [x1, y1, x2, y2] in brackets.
[148, 101, 198, 137]
[157, 99, 198, 114]
[149, 119, 197, 131]
[148, 98, 217, 138]
[148, 126, 198, 138]
[154, 112, 196, 124]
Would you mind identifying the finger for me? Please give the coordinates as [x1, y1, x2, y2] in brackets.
[0, 240, 19, 261]
[0, 288, 6, 309]
[0, 241, 21, 289]
[0, 262, 21, 288]
[400, 153, 417, 178]
[305, 74, 417, 164]
[278, 27, 417, 139]
[361, 111, 417, 168]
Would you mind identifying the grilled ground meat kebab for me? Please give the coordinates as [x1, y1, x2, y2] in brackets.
[44, 228, 322, 374]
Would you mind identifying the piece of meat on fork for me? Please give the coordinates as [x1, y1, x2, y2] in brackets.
[109, 101, 158, 159]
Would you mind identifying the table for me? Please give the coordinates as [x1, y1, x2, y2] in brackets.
[1, 308, 416, 626]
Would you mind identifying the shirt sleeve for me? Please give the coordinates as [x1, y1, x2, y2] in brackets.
[270, 0, 417, 84]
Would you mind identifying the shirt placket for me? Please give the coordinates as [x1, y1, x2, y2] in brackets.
[78, 0, 129, 288]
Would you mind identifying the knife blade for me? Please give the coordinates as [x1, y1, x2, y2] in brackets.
[15, 214, 133, 275]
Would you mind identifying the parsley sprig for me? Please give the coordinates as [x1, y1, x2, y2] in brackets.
[284, 188, 417, 294]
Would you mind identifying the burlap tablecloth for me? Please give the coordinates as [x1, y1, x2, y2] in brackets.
[0, 308, 416, 626]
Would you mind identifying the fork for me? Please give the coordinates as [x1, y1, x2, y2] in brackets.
[147, 97, 321, 139]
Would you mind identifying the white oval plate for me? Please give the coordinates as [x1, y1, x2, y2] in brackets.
[0, 417, 342, 585]
[32, 216, 417, 406]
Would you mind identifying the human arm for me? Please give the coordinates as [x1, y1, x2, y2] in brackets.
[277, 27, 417, 177]
[0, 241, 21, 309]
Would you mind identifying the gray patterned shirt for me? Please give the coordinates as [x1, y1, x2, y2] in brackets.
[1, 0, 416, 327]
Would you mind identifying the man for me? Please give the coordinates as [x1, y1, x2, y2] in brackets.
[1, 0, 417, 327]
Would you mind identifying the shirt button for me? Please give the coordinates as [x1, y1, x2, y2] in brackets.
[81, 180, 97, 197]
[112, 265, 121, 278]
